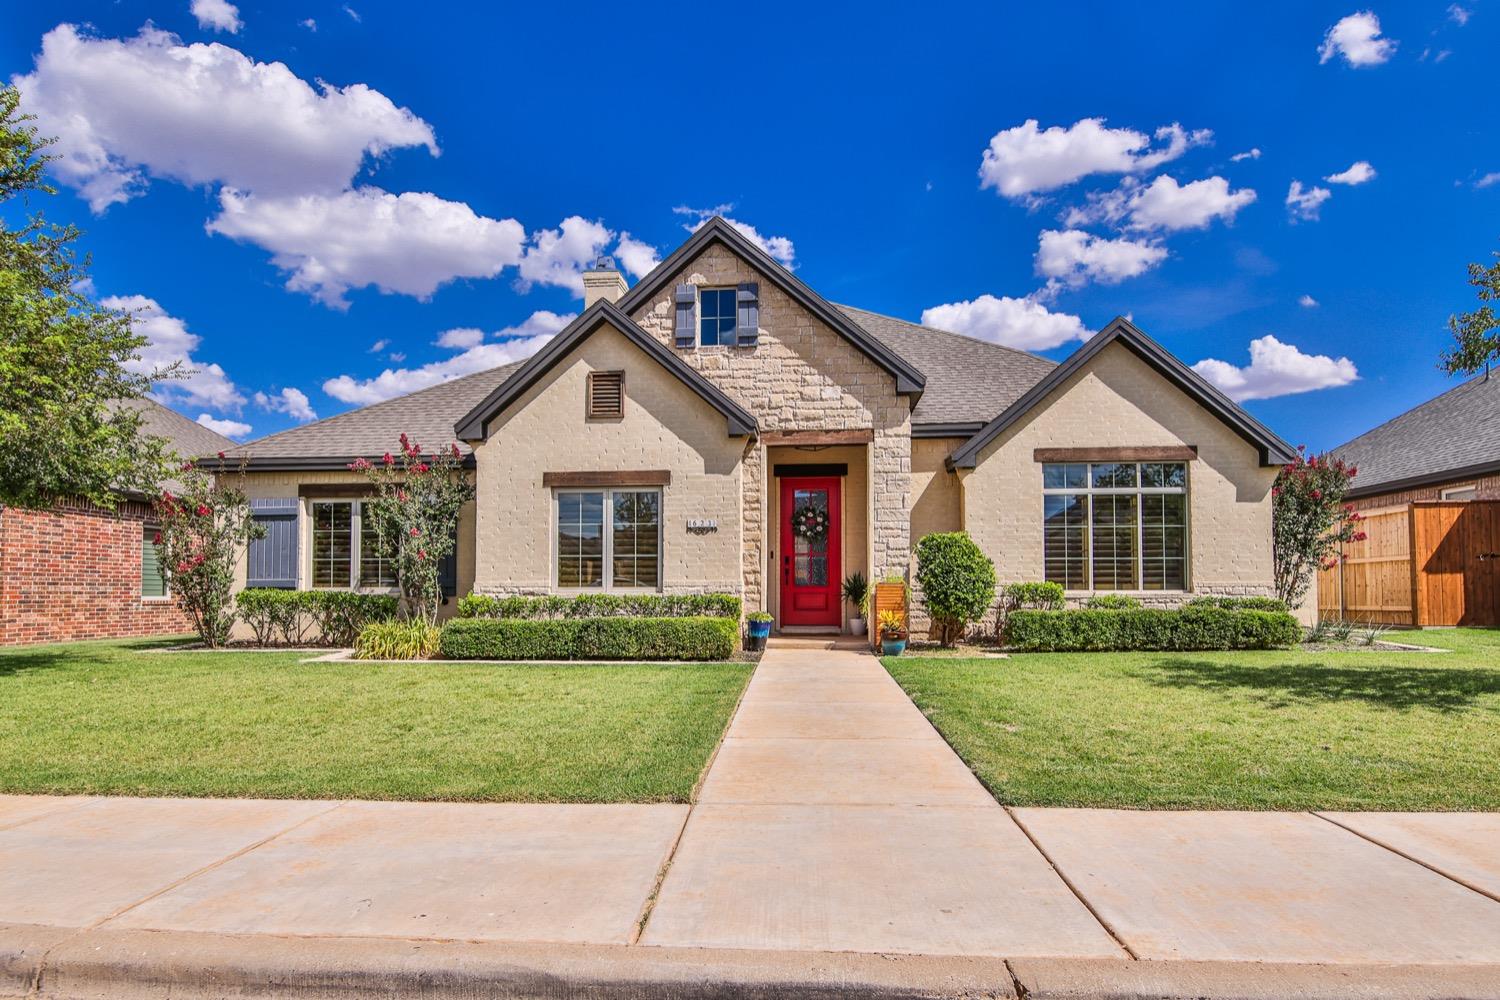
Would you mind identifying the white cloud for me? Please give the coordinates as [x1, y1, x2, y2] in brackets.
[190, 0, 242, 33]
[1034, 229, 1167, 289]
[12, 24, 438, 213]
[1449, 4, 1471, 26]
[978, 119, 1211, 199]
[197, 414, 252, 438]
[1476, 172, 1500, 189]
[342, 5, 361, 22]
[1230, 148, 1262, 162]
[300, 18, 317, 30]
[1319, 11, 1397, 67]
[104, 294, 245, 412]
[614, 232, 661, 279]
[517, 216, 613, 295]
[674, 206, 796, 267]
[434, 327, 485, 349]
[206, 187, 526, 307]
[1325, 160, 1376, 185]
[1286, 180, 1332, 221]
[368, 339, 389, 353]
[1298, 294, 1319, 308]
[921, 295, 1088, 351]
[1125, 175, 1257, 231]
[253, 386, 316, 422]
[1193, 335, 1358, 401]
[322, 310, 574, 405]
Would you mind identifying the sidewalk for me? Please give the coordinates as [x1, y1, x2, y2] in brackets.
[3, 641, 1500, 998]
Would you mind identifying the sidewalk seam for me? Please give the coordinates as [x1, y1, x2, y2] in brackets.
[1312, 811, 1500, 906]
[1004, 806, 1139, 961]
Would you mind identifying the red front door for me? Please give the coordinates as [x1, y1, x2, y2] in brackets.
[779, 476, 842, 628]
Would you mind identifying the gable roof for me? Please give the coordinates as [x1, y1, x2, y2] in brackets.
[117, 397, 237, 459]
[948, 317, 1299, 470]
[836, 305, 1056, 432]
[616, 217, 926, 396]
[223, 363, 524, 469]
[453, 300, 758, 441]
[1330, 371, 1500, 498]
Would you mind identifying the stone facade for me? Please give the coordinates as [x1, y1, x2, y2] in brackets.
[628, 242, 912, 610]
[0, 498, 190, 647]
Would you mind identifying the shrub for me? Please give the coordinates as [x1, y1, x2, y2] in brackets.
[438, 616, 738, 660]
[1184, 595, 1290, 613]
[155, 461, 263, 648]
[355, 620, 440, 660]
[1002, 581, 1066, 611]
[841, 572, 870, 618]
[1003, 607, 1302, 652]
[1084, 594, 1141, 610]
[234, 588, 283, 645]
[233, 590, 396, 647]
[455, 592, 741, 621]
[310, 591, 400, 647]
[915, 532, 998, 646]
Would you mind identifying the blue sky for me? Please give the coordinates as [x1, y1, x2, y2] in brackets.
[3, 1, 1495, 448]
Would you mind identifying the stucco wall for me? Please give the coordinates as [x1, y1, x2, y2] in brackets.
[627, 242, 912, 609]
[960, 341, 1278, 601]
[472, 322, 746, 596]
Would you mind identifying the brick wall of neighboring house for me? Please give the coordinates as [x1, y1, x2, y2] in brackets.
[0, 497, 190, 647]
[1349, 473, 1500, 511]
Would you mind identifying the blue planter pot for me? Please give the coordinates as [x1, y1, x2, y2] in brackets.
[746, 619, 772, 652]
[881, 636, 907, 656]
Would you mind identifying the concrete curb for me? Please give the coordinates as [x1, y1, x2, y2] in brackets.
[1009, 957, 1500, 1000]
[6, 924, 1018, 999]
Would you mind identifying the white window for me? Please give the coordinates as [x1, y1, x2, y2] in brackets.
[309, 500, 398, 589]
[1042, 462, 1189, 591]
[555, 489, 661, 590]
[1441, 484, 1478, 501]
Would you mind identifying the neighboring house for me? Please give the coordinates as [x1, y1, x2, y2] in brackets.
[223, 217, 1295, 633]
[1331, 372, 1500, 508]
[0, 399, 236, 646]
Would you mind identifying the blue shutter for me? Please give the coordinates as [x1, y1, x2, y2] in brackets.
[736, 282, 759, 347]
[674, 284, 696, 348]
[247, 498, 298, 589]
[437, 526, 459, 602]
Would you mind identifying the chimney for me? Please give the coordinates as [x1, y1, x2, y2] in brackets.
[582, 255, 628, 307]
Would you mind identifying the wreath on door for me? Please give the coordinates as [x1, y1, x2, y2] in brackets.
[791, 501, 829, 544]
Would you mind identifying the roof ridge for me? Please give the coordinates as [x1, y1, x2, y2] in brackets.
[833, 303, 1056, 365]
[1331, 370, 1494, 454]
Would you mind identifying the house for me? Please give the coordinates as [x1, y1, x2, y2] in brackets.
[1331, 371, 1500, 508]
[0, 399, 236, 646]
[222, 218, 1296, 632]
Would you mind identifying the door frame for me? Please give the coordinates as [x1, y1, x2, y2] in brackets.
[777, 474, 843, 628]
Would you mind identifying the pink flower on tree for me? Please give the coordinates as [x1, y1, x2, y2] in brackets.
[382, 452, 394, 466]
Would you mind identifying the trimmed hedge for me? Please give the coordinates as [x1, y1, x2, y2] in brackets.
[1004, 607, 1302, 652]
[1083, 594, 1141, 610]
[1184, 595, 1290, 613]
[455, 592, 741, 621]
[439, 616, 739, 661]
[235, 589, 398, 647]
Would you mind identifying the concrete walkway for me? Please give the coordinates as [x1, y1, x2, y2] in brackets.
[4, 641, 1500, 997]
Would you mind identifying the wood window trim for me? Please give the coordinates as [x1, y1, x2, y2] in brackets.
[542, 470, 671, 488]
[298, 484, 377, 498]
[762, 429, 874, 447]
[552, 486, 663, 593]
[1033, 446, 1198, 463]
[587, 370, 625, 420]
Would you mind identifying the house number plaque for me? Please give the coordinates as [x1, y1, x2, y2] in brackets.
[687, 519, 718, 534]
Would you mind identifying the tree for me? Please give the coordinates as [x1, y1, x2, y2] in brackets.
[0, 85, 174, 510]
[1440, 252, 1500, 378]
[351, 434, 476, 624]
[155, 459, 263, 648]
[1272, 448, 1365, 609]
[915, 531, 998, 646]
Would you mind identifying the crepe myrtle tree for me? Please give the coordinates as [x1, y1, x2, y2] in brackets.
[1272, 447, 1365, 609]
[154, 455, 263, 648]
[351, 433, 475, 624]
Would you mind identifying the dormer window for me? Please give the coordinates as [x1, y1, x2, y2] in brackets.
[699, 288, 737, 346]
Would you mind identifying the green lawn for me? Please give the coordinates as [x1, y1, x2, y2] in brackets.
[885, 628, 1500, 811]
[0, 639, 751, 803]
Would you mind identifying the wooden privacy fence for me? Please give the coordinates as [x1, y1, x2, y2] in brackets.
[1317, 500, 1500, 627]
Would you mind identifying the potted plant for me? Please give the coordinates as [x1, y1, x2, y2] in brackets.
[841, 571, 870, 636]
[878, 609, 907, 656]
[746, 611, 773, 651]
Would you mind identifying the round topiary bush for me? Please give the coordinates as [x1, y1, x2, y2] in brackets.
[915, 531, 998, 646]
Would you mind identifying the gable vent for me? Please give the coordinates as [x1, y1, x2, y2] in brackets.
[587, 370, 625, 419]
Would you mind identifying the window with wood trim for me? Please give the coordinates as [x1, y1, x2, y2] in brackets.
[1042, 462, 1188, 591]
[556, 488, 661, 590]
[587, 370, 625, 419]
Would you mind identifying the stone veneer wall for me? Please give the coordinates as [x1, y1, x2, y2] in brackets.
[628, 242, 911, 611]
[0, 498, 190, 646]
